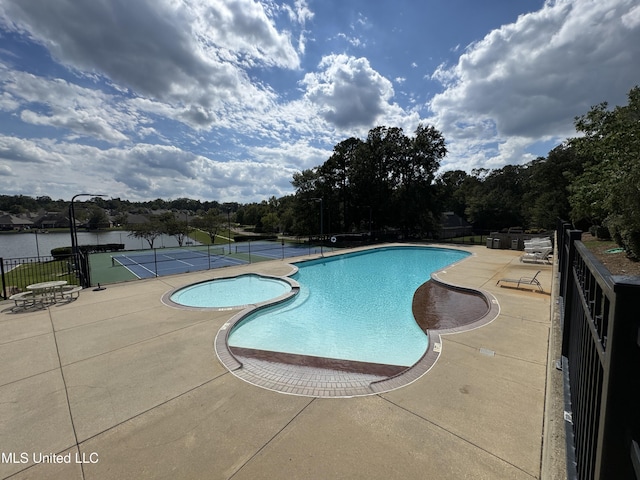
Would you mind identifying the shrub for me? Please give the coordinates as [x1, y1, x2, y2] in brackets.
[51, 246, 73, 259]
[605, 214, 640, 261]
[589, 225, 611, 239]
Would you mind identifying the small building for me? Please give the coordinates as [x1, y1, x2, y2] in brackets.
[32, 212, 72, 229]
[0, 213, 34, 231]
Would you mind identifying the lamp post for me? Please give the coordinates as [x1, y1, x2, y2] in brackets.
[227, 208, 231, 254]
[34, 229, 40, 259]
[311, 197, 323, 256]
[69, 193, 106, 286]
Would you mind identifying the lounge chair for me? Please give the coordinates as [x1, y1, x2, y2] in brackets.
[521, 247, 553, 264]
[520, 247, 553, 263]
[496, 270, 543, 291]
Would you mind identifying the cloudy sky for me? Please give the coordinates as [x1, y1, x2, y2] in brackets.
[1, 0, 639, 203]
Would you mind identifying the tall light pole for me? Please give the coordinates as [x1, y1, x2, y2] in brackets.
[227, 208, 231, 254]
[34, 229, 41, 259]
[69, 193, 106, 286]
[311, 197, 323, 256]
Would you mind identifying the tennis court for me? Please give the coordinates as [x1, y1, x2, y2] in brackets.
[111, 246, 241, 279]
[95, 240, 331, 282]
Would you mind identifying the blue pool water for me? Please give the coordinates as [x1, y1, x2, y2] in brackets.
[228, 246, 470, 367]
[170, 274, 291, 308]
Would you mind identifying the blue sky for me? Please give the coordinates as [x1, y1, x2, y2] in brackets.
[1, 0, 639, 203]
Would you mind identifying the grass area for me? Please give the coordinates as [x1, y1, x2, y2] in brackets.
[2, 259, 78, 291]
[188, 228, 234, 245]
[580, 237, 617, 250]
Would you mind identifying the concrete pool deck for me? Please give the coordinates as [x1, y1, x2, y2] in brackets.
[1, 244, 560, 479]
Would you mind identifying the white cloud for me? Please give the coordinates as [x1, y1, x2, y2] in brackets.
[0, 0, 300, 130]
[0, 163, 13, 176]
[429, 0, 640, 169]
[282, 0, 313, 25]
[0, 135, 311, 202]
[0, 91, 19, 111]
[0, 64, 143, 142]
[0, 134, 62, 163]
[302, 54, 395, 128]
[337, 32, 363, 48]
[248, 139, 331, 171]
[621, 4, 640, 28]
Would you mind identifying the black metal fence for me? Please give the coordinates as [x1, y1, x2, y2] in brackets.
[0, 254, 84, 299]
[433, 233, 490, 246]
[557, 219, 640, 480]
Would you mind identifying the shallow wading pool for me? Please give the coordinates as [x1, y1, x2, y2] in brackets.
[169, 274, 292, 308]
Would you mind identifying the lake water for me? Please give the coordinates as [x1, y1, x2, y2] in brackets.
[0, 231, 194, 259]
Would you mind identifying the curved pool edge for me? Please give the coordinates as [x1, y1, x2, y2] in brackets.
[370, 253, 501, 395]
[161, 273, 300, 311]
[428, 270, 501, 335]
[214, 284, 300, 371]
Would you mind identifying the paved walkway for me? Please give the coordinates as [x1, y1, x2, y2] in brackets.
[1, 244, 554, 479]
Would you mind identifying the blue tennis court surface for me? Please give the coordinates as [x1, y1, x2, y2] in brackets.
[110, 241, 328, 279]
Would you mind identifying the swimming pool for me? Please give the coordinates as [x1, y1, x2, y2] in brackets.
[228, 246, 470, 367]
[169, 274, 293, 308]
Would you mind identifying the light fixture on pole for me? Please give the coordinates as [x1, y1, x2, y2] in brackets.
[310, 197, 323, 257]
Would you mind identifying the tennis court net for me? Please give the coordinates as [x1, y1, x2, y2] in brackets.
[111, 245, 225, 267]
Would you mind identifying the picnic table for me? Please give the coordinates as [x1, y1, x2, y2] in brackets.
[10, 281, 83, 310]
[27, 280, 68, 303]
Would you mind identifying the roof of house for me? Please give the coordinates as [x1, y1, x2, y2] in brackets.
[0, 214, 35, 226]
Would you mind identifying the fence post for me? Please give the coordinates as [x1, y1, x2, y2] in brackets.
[557, 220, 572, 298]
[595, 277, 640, 479]
[79, 251, 87, 288]
[154, 248, 158, 277]
[0, 258, 5, 299]
[561, 229, 582, 357]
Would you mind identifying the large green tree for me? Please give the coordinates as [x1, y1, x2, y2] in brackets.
[463, 166, 526, 230]
[191, 209, 225, 243]
[86, 205, 110, 230]
[127, 216, 164, 248]
[435, 170, 474, 219]
[391, 124, 446, 235]
[569, 86, 640, 258]
[291, 124, 446, 236]
[159, 212, 191, 247]
[521, 144, 586, 230]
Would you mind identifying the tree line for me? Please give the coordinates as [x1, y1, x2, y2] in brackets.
[4, 86, 638, 258]
[281, 86, 639, 258]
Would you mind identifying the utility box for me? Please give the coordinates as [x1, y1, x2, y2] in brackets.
[486, 238, 493, 249]
[493, 238, 501, 249]
[511, 239, 519, 250]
